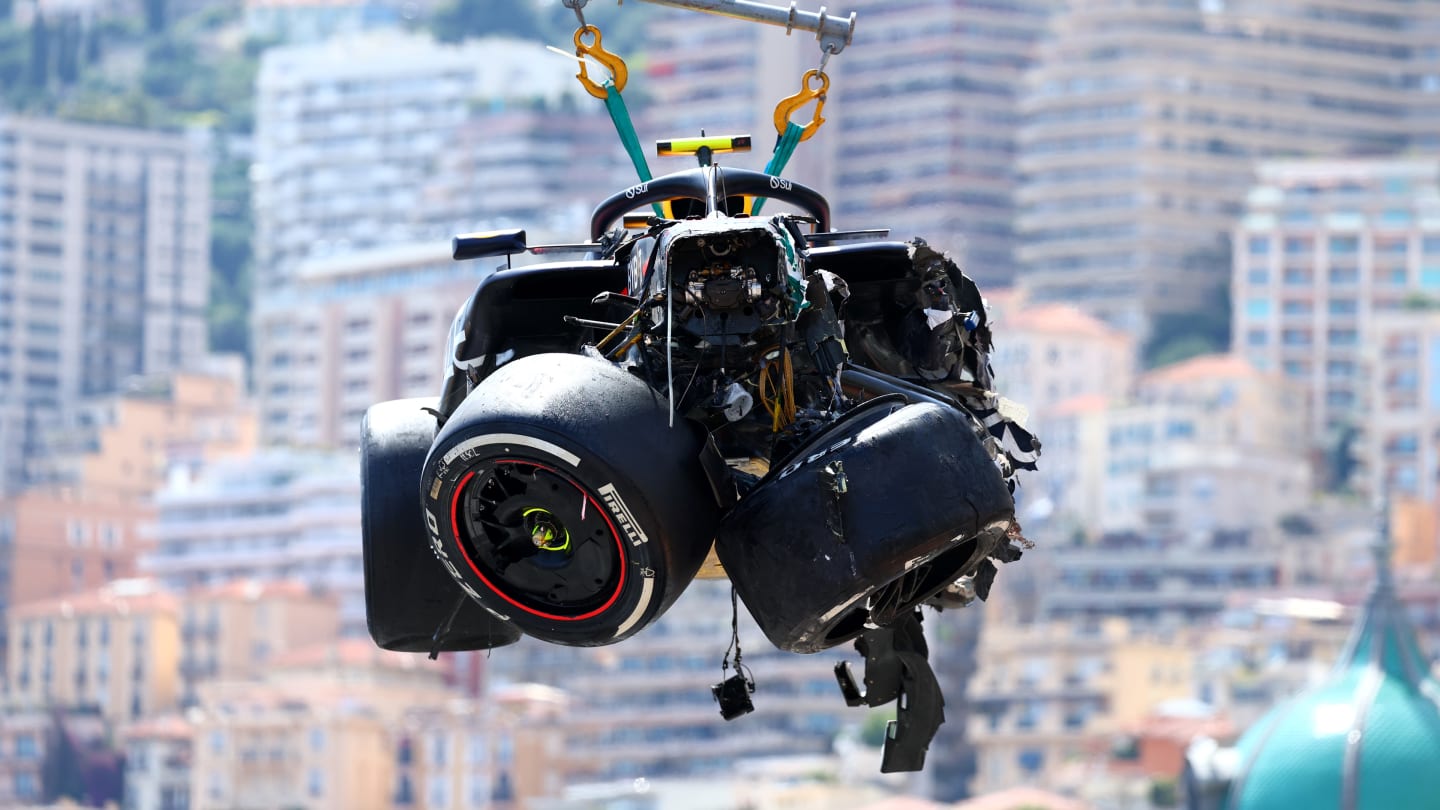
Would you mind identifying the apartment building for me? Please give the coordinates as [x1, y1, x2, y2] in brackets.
[0, 489, 150, 670]
[252, 32, 573, 288]
[30, 365, 257, 500]
[1038, 353, 1309, 541]
[4, 581, 181, 722]
[252, 242, 470, 447]
[179, 580, 339, 704]
[123, 715, 194, 810]
[639, 6, 835, 187]
[0, 116, 211, 495]
[1366, 311, 1440, 501]
[0, 708, 118, 807]
[143, 450, 366, 634]
[1018, 0, 1440, 334]
[832, 0, 1053, 287]
[487, 579, 865, 783]
[641, 1, 1053, 287]
[966, 617, 1197, 797]
[1232, 158, 1440, 497]
[988, 298, 1136, 423]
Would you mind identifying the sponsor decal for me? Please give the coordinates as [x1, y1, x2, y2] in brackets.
[769, 176, 793, 191]
[424, 507, 509, 620]
[624, 182, 650, 199]
[598, 483, 648, 546]
[775, 435, 860, 481]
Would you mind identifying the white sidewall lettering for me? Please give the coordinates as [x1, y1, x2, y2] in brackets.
[441, 434, 581, 470]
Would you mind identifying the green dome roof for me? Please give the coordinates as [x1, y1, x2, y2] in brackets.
[1226, 534, 1440, 810]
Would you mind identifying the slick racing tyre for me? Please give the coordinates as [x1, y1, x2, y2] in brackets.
[420, 353, 720, 647]
[362, 398, 522, 653]
[716, 399, 1014, 653]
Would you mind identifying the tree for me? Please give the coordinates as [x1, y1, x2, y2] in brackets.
[55, 16, 80, 85]
[143, 0, 166, 35]
[1143, 236, 1233, 368]
[430, 0, 545, 42]
[28, 13, 50, 90]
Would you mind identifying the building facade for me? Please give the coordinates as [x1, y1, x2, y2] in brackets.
[1232, 159, 1440, 498]
[252, 32, 574, 288]
[179, 580, 339, 704]
[0, 116, 211, 496]
[1017, 0, 1439, 334]
[143, 450, 366, 634]
[967, 617, 1197, 797]
[1037, 354, 1309, 542]
[4, 581, 181, 722]
[832, 0, 1053, 287]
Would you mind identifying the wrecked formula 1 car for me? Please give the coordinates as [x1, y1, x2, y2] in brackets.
[361, 0, 1038, 774]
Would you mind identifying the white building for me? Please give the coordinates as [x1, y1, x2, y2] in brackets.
[142, 450, 366, 634]
[1039, 354, 1309, 541]
[0, 116, 211, 495]
[252, 32, 575, 288]
[251, 242, 476, 448]
[1017, 0, 1440, 334]
[1231, 158, 1440, 497]
[833, 0, 1054, 287]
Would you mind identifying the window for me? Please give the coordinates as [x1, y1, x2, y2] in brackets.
[1245, 298, 1271, 318]
[15, 733, 38, 759]
[1282, 300, 1311, 316]
[427, 775, 449, 809]
[15, 772, 38, 800]
[1247, 236, 1270, 255]
[1018, 748, 1045, 773]
[309, 728, 326, 753]
[1247, 268, 1269, 285]
[1328, 266, 1359, 285]
[1329, 236, 1359, 255]
[308, 768, 325, 798]
[1247, 330, 1267, 347]
[1328, 298, 1358, 316]
[1284, 237, 1310, 255]
[1284, 267, 1311, 286]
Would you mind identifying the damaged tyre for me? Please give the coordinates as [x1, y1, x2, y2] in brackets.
[420, 353, 720, 647]
[716, 399, 1014, 654]
[362, 398, 522, 652]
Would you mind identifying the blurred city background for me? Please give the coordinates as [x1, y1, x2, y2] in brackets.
[1, 0, 1439, 808]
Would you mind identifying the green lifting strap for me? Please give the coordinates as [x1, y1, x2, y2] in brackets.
[603, 82, 666, 218]
[751, 121, 806, 216]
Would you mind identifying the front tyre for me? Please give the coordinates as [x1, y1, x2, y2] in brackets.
[420, 353, 720, 647]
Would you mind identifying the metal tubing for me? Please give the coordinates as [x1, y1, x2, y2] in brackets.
[632, 0, 856, 52]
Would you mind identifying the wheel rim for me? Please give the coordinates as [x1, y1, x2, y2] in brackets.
[451, 459, 627, 620]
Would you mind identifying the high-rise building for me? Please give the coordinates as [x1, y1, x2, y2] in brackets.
[0, 116, 211, 496]
[143, 450, 366, 634]
[252, 242, 469, 448]
[251, 32, 574, 288]
[832, 0, 1053, 287]
[1232, 158, 1440, 498]
[1017, 0, 1439, 334]
[640, 7, 835, 188]
[640, 1, 1054, 288]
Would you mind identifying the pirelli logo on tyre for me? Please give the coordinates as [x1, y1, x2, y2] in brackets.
[598, 483, 648, 547]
